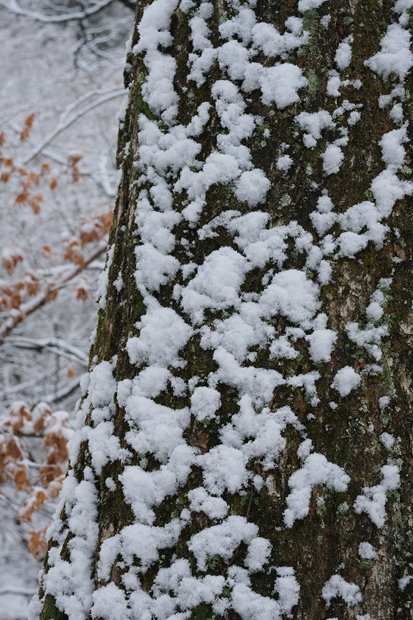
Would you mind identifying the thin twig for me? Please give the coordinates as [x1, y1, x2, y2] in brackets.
[0, 0, 114, 23]
[0, 244, 106, 344]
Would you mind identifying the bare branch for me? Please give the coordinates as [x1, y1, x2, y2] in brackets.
[23, 88, 126, 166]
[0, 244, 107, 344]
[0, 586, 35, 597]
[0, 114, 117, 197]
[0, 0, 114, 23]
[7, 337, 88, 366]
[117, 0, 136, 10]
[42, 375, 82, 405]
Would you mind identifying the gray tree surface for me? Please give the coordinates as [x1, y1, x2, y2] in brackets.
[35, 0, 413, 618]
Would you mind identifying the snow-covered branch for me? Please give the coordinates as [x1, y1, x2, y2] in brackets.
[23, 88, 126, 166]
[6, 337, 88, 366]
[0, 0, 114, 23]
[0, 244, 106, 344]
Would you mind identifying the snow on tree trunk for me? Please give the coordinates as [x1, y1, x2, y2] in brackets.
[33, 1, 413, 618]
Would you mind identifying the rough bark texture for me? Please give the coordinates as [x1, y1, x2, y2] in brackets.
[37, 1, 412, 619]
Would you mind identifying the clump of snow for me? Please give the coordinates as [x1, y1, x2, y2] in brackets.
[87, 361, 116, 408]
[91, 584, 129, 620]
[327, 73, 341, 97]
[133, 0, 180, 122]
[42, 473, 98, 619]
[198, 444, 248, 495]
[277, 155, 293, 171]
[188, 487, 228, 520]
[251, 19, 307, 57]
[127, 305, 193, 368]
[379, 395, 390, 410]
[234, 169, 271, 206]
[260, 64, 308, 109]
[310, 194, 337, 237]
[260, 269, 320, 325]
[180, 247, 246, 323]
[296, 110, 333, 148]
[244, 537, 272, 573]
[398, 575, 413, 591]
[231, 570, 299, 619]
[379, 125, 408, 171]
[332, 366, 360, 397]
[335, 36, 353, 70]
[188, 516, 258, 571]
[307, 314, 337, 362]
[354, 464, 400, 527]
[380, 432, 395, 450]
[96, 246, 114, 310]
[322, 574, 362, 607]
[346, 322, 388, 362]
[298, 0, 329, 11]
[322, 144, 344, 176]
[358, 542, 377, 560]
[365, 23, 413, 81]
[284, 453, 350, 527]
[190, 386, 221, 421]
[366, 289, 385, 322]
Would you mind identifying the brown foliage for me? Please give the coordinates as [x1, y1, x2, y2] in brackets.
[19, 113, 36, 142]
[0, 401, 71, 558]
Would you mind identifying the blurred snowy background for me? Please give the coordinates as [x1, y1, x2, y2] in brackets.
[0, 2, 133, 617]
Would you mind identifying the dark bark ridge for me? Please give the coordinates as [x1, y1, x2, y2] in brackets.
[35, 0, 413, 619]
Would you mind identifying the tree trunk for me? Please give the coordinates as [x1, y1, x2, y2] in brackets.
[33, 0, 413, 618]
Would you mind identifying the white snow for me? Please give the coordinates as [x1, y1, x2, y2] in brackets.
[277, 155, 293, 171]
[127, 305, 193, 368]
[190, 386, 221, 421]
[234, 169, 271, 206]
[335, 36, 353, 70]
[322, 144, 344, 176]
[354, 464, 400, 527]
[180, 247, 247, 323]
[42, 473, 98, 620]
[296, 110, 333, 147]
[188, 487, 228, 520]
[322, 575, 362, 607]
[307, 315, 337, 362]
[284, 453, 350, 527]
[244, 537, 272, 572]
[365, 23, 413, 81]
[332, 366, 361, 397]
[298, 0, 329, 12]
[379, 125, 408, 171]
[358, 542, 377, 560]
[260, 64, 308, 109]
[198, 445, 248, 495]
[188, 516, 258, 571]
[380, 432, 395, 450]
[32, 2, 413, 617]
[398, 575, 413, 591]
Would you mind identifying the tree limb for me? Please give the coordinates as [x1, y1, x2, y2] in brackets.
[6, 337, 88, 366]
[0, 0, 114, 23]
[23, 88, 126, 166]
[0, 244, 107, 344]
[117, 0, 136, 10]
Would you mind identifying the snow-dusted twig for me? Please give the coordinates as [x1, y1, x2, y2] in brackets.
[0, 114, 118, 197]
[0, 586, 35, 597]
[7, 337, 88, 366]
[0, 244, 106, 343]
[23, 88, 126, 165]
[43, 375, 82, 405]
[0, 0, 114, 23]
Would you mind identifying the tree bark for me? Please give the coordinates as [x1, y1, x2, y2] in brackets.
[34, 1, 413, 618]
